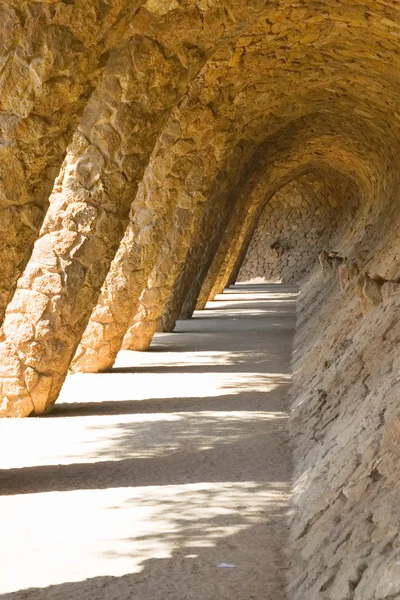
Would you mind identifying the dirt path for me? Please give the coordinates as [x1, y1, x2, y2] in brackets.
[0, 283, 297, 600]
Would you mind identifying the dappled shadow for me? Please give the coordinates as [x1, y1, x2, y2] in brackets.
[108, 349, 292, 374]
[0, 395, 291, 494]
[0, 284, 295, 598]
[52, 381, 291, 417]
[0, 508, 290, 599]
[160, 318, 296, 350]
[0, 442, 289, 495]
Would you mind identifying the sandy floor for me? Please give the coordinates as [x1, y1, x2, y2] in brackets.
[0, 283, 297, 600]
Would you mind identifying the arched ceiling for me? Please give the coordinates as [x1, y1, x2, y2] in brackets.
[3, 0, 400, 417]
[121, 1, 400, 238]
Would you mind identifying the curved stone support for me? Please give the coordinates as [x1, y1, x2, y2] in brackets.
[138, 116, 393, 338]
[122, 164, 244, 350]
[228, 235, 256, 287]
[179, 202, 232, 319]
[209, 204, 268, 300]
[198, 192, 265, 308]
[159, 264, 193, 334]
[121, 208, 197, 351]
[71, 100, 245, 372]
[0, 122, 140, 417]
[0, 30, 207, 416]
[73, 5, 400, 368]
[2, 1, 400, 420]
[0, 0, 144, 323]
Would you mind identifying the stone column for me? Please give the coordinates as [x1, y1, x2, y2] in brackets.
[71, 97, 237, 374]
[121, 207, 197, 351]
[159, 264, 193, 333]
[160, 163, 267, 331]
[228, 235, 255, 285]
[209, 204, 264, 300]
[121, 165, 247, 350]
[0, 0, 142, 322]
[0, 34, 200, 417]
[196, 189, 268, 309]
[178, 192, 236, 320]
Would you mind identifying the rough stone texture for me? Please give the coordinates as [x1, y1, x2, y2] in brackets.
[205, 109, 392, 302]
[178, 174, 244, 321]
[196, 204, 260, 310]
[0, 28, 195, 416]
[1, 2, 400, 598]
[121, 206, 196, 351]
[1, 0, 271, 401]
[286, 178, 400, 599]
[206, 205, 263, 304]
[238, 174, 360, 284]
[0, 0, 144, 324]
[71, 0, 400, 368]
[159, 259, 195, 333]
[71, 103, 252, 372]
[71, 0, 284, 370]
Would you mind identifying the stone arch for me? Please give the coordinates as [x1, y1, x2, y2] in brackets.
[0, 1, 287, 414]
[73, 31, 396, 370]
[0, 0, 275, 324]
[0, 0, 150, 321]
[2, 1, 400, 415]
[201, 168, 360, 311]
[178, 107, 396, 321]
[102, 105, 390, 354]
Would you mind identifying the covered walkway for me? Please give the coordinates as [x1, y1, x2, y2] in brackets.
[0, 284, 297, 599]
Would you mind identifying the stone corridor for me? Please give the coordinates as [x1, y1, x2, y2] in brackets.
[2, 2, 400, 597]
[0, 283, 297, 599]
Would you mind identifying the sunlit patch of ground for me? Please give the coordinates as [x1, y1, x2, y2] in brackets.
[0, 284, 297, 599]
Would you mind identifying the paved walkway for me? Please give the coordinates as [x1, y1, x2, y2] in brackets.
[0, 283, 298, 600]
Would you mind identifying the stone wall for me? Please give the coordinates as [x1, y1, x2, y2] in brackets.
[287, 180, 400, 599]
[235, 157, 400, 597]
[238, 173, 359, 284]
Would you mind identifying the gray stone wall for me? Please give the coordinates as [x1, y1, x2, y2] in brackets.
[288, 179, 400, 599]
[238, 174, 359, 284]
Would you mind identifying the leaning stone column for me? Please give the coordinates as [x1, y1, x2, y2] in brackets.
[121, 168, 250, 350]
[160, 165, 266, 331]
[155, 194, 236, 334]
[175, 191, 235, 321]
[159, 175, 274, 329]
[72, 96, 235, 373]
[228, 235, 255, 286]
[0, 0, 142, 323]
[208, 203, 264, 300]
[127, 199, 228, 344]
[196, 191, 266, 309]
[121, 207, 196, 351]
[184, 178, 272, 319]
[0, 123, 140, 418]
[159, 264, 193, 333]
[0, 33, 196, 417]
